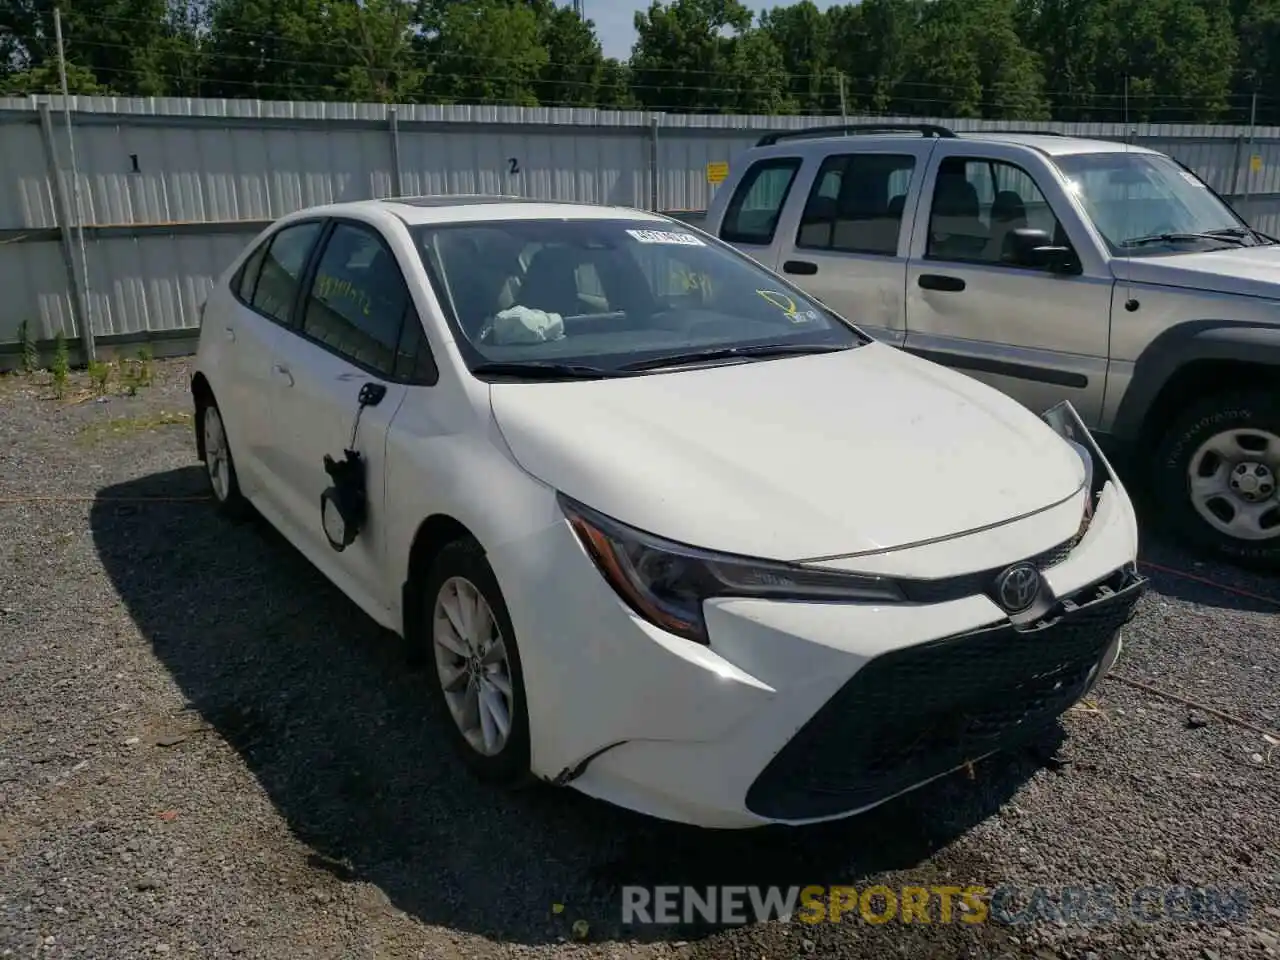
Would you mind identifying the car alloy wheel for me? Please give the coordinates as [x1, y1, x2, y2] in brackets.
[431, 575, 516, 757]
[203, 405, 232, 503]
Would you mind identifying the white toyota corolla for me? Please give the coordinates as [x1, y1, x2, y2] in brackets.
[192, 196, 1145, 829]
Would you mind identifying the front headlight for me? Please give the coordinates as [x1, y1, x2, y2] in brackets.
[558, 493, 904, 645]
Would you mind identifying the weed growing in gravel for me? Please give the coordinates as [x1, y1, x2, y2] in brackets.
[137, 344, 154, 386]
[120, 359, 142, 396]
[19, 320, 39, 374]
[51, 332, 69, 399]
[87, 359, 112, 395]
[76, 410, 192, 445]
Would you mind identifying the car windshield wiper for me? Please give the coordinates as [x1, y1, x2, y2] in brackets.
[1208, 226, 1276, 246]
[618, 342, 851, 373]
[1120, 232, 1247, 248]
[470, 361, 617, 380]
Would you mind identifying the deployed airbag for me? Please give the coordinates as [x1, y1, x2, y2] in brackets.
[492, 306, 566, 345]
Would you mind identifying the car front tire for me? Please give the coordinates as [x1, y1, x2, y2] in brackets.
[422, 538, 532, 785]
[1152, 389, 1280, 569]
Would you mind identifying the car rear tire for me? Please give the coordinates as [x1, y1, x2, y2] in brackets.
[197, 396, 250, 521]
[1151, 389, 1280, 569]
[421, 538, 532, 786]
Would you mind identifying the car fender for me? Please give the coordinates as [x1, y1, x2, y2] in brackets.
[1110, 319, 1280, 441]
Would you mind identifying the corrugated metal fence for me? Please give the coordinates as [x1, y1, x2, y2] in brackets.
[4, 95, 1280, 358]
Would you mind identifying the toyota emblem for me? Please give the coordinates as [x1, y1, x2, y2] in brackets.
[994, 562, 1041, 613]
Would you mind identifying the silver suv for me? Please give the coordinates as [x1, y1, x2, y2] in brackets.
[703, 123, 1280, 569]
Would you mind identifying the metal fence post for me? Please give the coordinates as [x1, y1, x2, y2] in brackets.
[36, 99, 91, 358]
[54, 9, 96, 363]
[648, 114, 660, 211]
[1231, 133, 1245, 197]
[389, 106, 403, 198]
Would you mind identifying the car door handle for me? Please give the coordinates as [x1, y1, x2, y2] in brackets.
[918, 274, 966, 292]
[783, 259, 818, 275]
[271, 362, 294, 387]
[224, 326, 236, 342]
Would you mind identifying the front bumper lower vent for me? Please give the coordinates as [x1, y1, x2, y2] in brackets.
[745, 568, 1146, 821]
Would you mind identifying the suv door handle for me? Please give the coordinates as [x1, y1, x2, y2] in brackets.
[783, 259, 818, 275]
[918, 274, 966, 292]
[224, 326, 236, 342]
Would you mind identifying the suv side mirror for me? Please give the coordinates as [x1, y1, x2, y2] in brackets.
[1004, 227, 1080, 274]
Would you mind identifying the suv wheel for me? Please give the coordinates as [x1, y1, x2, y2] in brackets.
[1152, 390, 1280, 568]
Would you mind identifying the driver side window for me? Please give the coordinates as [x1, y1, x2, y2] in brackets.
[926, 157, 1071, 268]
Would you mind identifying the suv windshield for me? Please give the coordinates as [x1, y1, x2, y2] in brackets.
[411, 218, 864, 377]
[1053, 152, 1263, 255]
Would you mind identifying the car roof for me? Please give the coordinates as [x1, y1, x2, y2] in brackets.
[959, 133, 1162, 157]
[751, 126, 1162, 159]
[289, 196, 674, 227]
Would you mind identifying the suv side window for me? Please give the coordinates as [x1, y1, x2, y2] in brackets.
[719, 157, 802, 246]
[926, 157, 1069, 266]
[797, 153, 916, 255]
[301, 221, 413, 377]
[249, 221, 323, 325]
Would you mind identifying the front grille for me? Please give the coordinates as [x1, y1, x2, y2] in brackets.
[895, 529, 1084, 606]
[744, 569, 1145, 821]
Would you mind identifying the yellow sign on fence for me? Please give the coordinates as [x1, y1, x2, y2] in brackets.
[1251, 154, 1263, 173]
[707, 161, 729, 184]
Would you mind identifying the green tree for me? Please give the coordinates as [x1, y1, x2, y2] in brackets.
[629, 0, 790, 114]
[534, 2, 608, 107]
[0, 0, 175, 94]
[759, 0, 839, 114]
[416, 0, 548, 106]
[332, 0, 422, 103]
[1017, 0, 1105, 120]
[1091, 0, 1238, 121]
[202, 0, 341, 100]
[829, 0, 923, 115]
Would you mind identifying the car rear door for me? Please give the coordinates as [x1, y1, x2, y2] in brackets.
[902, 143, 1114, 424]
[219, 219, 325, 502]
[767, 140, 938, 348]
[263, 217, 434, 616]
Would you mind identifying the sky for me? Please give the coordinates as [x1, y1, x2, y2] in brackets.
[581, 1, 847, 61]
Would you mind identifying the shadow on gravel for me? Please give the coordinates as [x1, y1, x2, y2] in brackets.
[91, 467, 1061, 947]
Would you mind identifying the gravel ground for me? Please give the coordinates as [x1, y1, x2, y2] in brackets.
[1, 357, 1278, 960]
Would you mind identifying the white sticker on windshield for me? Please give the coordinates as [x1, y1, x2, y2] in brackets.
[626, 229, 706, 246]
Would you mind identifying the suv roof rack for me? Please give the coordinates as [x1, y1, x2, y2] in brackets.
[756, 123, 956, 147]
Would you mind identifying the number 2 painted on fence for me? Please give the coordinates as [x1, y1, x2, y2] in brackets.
[508, 158, 520, 175]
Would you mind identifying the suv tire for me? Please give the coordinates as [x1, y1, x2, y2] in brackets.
[1151, 389, 1280, 569]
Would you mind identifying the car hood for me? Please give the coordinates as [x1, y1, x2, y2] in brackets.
[488, 343, 1086, 561]
[1120, 244, 1280, 300]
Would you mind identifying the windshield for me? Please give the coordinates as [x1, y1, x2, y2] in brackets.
[411, 218, 864, 376]
[1052, 152, 1259, 255]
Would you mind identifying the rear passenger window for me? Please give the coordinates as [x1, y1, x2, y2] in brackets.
[302, 222, 410, 376]
[796, 153, 915, 256]
[251, 221, 323, 325]
[235, 241, 269, 302]
[719, 158, 802, 246]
